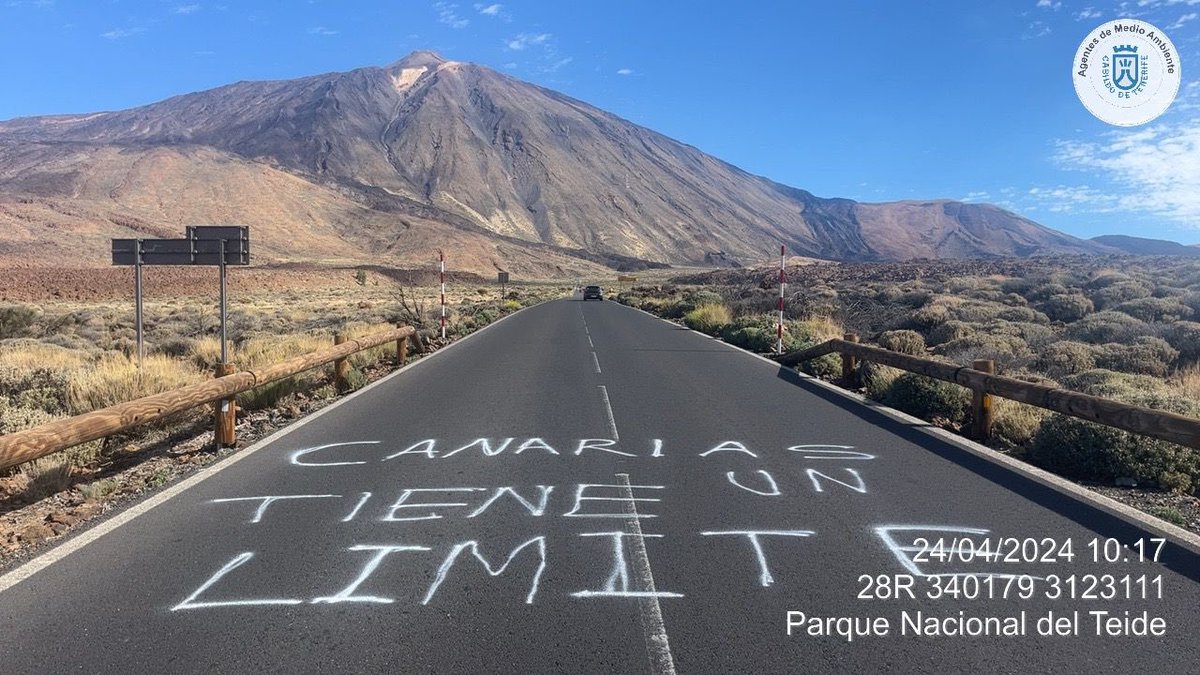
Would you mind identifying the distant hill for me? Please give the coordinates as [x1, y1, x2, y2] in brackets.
[1091, 235, 1200, 257]
[0, 50, 1109, 275]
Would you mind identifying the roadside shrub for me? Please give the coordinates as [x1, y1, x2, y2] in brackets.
[0, 400, 56, 435]
[723, 288, 777, 316]
[999, 277, 1036, 296]
[666, 290, 724, 319]
[996, 306, 1049, 324]
[875, 287, 903, 303]
[992, 398, 1050, 450]
[1028, 372, 1200, 490]
[1093, 337, 1179, 377]
[0, 305, 38, 339]
[1158, 473, 1192, 496]
[156, 337, 196, 358]
[1039, 294, 1093, 323]
[723, 314, 792, 353]
[1002, 293, 1029, 307]
[1058, 369, 1165, 399]
[897, 290, 934, 308]
[1063, 311, 1148, 344]
[948, 301, 1009, 324]
[788, 316, 843, 344]
[502, 299, 522, 312]
[877, 329, 925, 355]
[982, 320, 1056, 348]
[910, 303, 951, 329]
[800, 353, 842, 379]
[1089, 280, 1152, 309]
[860, 361, 902, 401]
[881, 373, 969, 425]
[1026, 283, 1069, 302]
[1034, 341, 1097, 379]
[1149, 506, 1187, 524]
[1113, 297, 1193, 323]
[927, 321, 975, 346]
[1085, 271, 1132, 289]
[683, 304, 732, 335]
[1163, 321, 1200, 364]
[934, 333, 1033, 372]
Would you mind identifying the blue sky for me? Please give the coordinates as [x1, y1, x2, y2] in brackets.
[1, 1, 1198, 243]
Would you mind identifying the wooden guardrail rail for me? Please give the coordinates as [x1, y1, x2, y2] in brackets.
[0, 325, 417, 471]
[777, 334, 1200, 450]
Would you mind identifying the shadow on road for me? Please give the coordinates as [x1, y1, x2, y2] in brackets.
[774, 365, 1200, 583]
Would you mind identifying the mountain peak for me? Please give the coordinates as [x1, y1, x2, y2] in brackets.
[391, 50, 447, 69]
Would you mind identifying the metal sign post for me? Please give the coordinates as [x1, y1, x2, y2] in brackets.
[498, 271, 509, 298]
[112, 225, 250, 367]
[134, 239, 144, 373]
[778, 244, 786, 355]
[219, 239, 228, 364]
[439, 251, 447, 340]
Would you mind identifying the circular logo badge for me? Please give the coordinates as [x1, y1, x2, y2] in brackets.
[1073, 19, 1182, 126]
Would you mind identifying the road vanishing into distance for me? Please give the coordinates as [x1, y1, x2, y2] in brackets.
[1, 299, 1197, 673]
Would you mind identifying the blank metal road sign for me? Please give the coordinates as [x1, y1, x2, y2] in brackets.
[111, 236, 249, 266]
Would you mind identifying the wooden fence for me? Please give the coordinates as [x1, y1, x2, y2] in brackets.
[777, 334, 1200, 450]
[0, 325, 417, 471]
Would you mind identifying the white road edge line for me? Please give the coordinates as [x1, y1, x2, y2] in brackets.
[617, 302, 1200, 554]
[591, 351, 602, 374]
[587, 335, 595, 349]
[0, 303, 536, 594]
[598, 384, 619, 441]
[616, 472, 677, 675]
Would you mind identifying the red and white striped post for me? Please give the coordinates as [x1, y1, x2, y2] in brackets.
[439, 251, 447, 340]
[777, 244, 786, 354]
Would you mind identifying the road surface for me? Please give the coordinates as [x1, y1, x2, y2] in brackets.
[1, 298, 1197, 673]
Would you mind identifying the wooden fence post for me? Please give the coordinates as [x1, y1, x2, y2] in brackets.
[214, 363, 236, 447]
[396, 334, 408, 368]
[972, 359, 995, 441]
[842, 333, 860, 385]
[334, 334, 350, 393]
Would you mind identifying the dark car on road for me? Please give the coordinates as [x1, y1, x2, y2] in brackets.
[583, 285, 604, 301]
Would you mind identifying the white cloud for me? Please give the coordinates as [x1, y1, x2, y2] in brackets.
[1169, 11, 1198, 27]
[1052, 120, 1200, 225]
[175, 4, 200, 14]
[474, 3, 502, 15]
[100, 26, 145, 39]
[1027, 185, 1117, 213]
[962, 191, 991, 202]
[616, 68, 633, 75]
[1036, 0, 1062, 9]
[1022, 20, 1052, 38]
[505, 32, 551, 50]
[308, 26, 338, 35]
[434, 2, 468, 29]
[1075, 7, 1103, 20]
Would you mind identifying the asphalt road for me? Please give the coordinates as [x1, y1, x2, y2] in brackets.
[1, 298, 1197, 674]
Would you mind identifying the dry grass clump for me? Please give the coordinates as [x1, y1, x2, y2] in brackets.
[991, 398, 1050, 450]
[860, 361, 903, 401]
[1171, 364, 1200, 403]
[792, 315, 843, 343]
[0, 341, 87, 371]
[683, 304, 732, 335]
[67, 353, 205, 415]
[876, 329, 925, 355]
